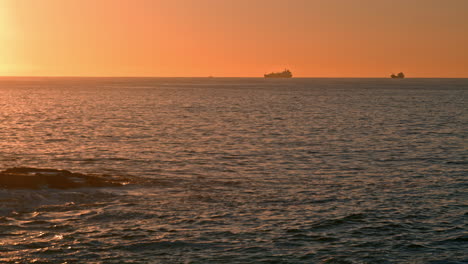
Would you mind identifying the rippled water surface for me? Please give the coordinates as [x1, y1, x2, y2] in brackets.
[0, 78, 466, 263]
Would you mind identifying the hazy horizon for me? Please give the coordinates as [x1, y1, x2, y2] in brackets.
[0, 75, 467, 79]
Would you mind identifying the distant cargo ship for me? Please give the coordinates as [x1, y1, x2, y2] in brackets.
[391, 72, 405, 79]
[264, 69, 293, 78]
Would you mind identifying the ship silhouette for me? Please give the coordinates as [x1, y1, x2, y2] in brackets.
[264, 69, 293, 78]
[391, 72, 405, 79]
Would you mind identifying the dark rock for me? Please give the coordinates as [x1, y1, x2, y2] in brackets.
[0, 167, 128, 189]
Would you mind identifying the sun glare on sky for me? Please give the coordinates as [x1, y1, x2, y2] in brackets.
[1, 0, 468, 77]
[0, 4, 11, 74]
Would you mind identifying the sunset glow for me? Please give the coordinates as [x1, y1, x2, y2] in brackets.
[1, 1, 467, 262]
[2, 0, 468, 77]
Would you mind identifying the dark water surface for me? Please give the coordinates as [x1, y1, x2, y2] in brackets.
[0, 78, 466, 263]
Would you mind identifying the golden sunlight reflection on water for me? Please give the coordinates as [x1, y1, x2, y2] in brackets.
[0, 78, 466, 263]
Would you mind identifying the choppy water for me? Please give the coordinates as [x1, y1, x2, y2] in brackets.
[0, 77, 466, 263]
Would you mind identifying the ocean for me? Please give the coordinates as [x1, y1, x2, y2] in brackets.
[0, 77, 466, 263]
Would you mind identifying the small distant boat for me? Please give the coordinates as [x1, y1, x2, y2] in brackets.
[391, 72, 405, 79]
[264, 69, 293, 78]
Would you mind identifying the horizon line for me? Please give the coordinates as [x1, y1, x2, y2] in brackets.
[1, 75, 467, 79]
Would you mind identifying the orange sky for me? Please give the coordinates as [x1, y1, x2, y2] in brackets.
[1, 0, 467, 77]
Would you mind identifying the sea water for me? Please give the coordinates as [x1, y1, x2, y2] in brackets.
[0, 77, 466, 263]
